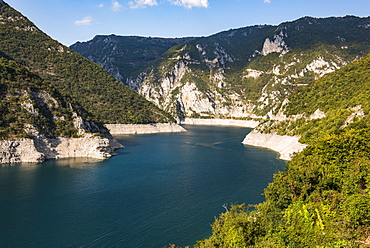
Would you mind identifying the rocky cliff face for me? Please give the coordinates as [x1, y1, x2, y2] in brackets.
[0, 106, 123, 164]
[0, 57, 122, 164]
[70, 35, 194, 85]
[0, 135, 122, 164]
[0, 99, 123, 164]
[73, 16, 370, 121]
[132, 16, 370, 120]
[105, 123, 186, 134]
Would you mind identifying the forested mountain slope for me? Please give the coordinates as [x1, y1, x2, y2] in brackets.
[73, 16, 370, 120]
[261, 53, 370, 144]
[0, 57, 85, 139]
[0, 2, 173, 124]
[70, 35, 194, 86]
[0, 55, 123, 163]
[194, 53, 370, 247]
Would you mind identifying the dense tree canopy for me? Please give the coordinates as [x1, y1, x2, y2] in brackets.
[0, 3, 174, 124]
[194, 53, 370, 247]
[0, 57, 81, 139]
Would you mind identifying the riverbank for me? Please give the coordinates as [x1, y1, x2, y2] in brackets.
[0, 135, 122, 164]
[242, 130, 307, 160]
[180, 118, 307, 160]
[179, 118, 259, 128]
[105, 123, 186, 135]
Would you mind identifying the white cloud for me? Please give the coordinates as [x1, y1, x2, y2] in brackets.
[74, 16, 93, 26]
[168, 0, 209, 9]
[129, 0, 158, 9]
[264, 0, 271, 3]
[112, 0, 123, 11]
[98, 3, 104, 7]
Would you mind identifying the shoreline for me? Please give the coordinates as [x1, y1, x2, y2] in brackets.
[179, 118, 260, 128]
[105, 123, 186, 135]
[180, 118, 306, 160]
[242, 130, 307, 161]
[1, 120, 307, 163]
[0, 135, 122, 164]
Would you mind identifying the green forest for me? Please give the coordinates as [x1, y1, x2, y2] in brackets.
[194, 123, 370, 247]
[0, 2, 174, 124]
[264, 53, 370, 144]
[2, 1, 370, 246]
[116, 15, 370, 119]
[190, 54, 370, 247]
[0, 57, 81, 139]
[71, 35, 194, 82]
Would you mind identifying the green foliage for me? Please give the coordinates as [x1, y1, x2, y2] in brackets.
[286, 53, 370, 117]
[0, 57, 80, 139]
[71, 35, 193, 81]
[265, 53, 370, 144]
[197, 124, 370, 247]
[195, 204, 265, 248]
[111, 15, 370, 118]
[0, 3, 174, 124]
[196, 54, 370, 247]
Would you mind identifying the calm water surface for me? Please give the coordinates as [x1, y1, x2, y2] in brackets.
[0, 125, 285, 247]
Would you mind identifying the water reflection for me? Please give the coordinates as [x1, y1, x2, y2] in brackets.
[42, 157, 104, 168]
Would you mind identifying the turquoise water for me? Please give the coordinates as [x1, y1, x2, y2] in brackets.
[0, 125, 285, 247]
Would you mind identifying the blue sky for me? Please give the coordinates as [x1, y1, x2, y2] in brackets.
[5, 0, 370, 46]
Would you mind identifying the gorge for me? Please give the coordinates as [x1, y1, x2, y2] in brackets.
[1, 0, 370, 246]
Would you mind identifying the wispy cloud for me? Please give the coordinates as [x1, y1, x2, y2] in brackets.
[74, 16, 93, 26]
[168, 0, 209, 9]
[129, 0, 158, 9]
[263, 0, 271, 3]
[98, 3, 104, 7]
[112, 0, 124, 11]
[127, 0, 208, 9]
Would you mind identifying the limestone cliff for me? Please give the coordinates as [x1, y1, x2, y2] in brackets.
[73, 16, 370, 122]
[0, 57, 122, 164]
[242, 130, 307, 160]
[180, 118, 259, 128]
[105, 123, 186, 134]
[0, 112, 123, 164]
[0, 135, 122, 164]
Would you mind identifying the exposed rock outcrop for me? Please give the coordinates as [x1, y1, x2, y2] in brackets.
[261, 31, 289, 56]
[105, 123, 186, 135]
[0, 139, 44, 163]
[309, 109, 326, 120]
[0, 135, 122, 164]
[73, 17, 370, 122]
[180, 118, 259, 128]
[242, 130, 307, 160]
[0, 86, 123, 164]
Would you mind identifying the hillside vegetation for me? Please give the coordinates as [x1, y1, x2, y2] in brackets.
[0, 57, 82, 139]
[71, 35, 194, 86]
[262, 53, 370, 144]
[73, 16, 370, 120]
[192, 53, 370, 247]
[0, 2, 174, 124]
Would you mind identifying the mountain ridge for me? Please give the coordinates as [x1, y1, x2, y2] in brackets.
[0, 1, 174, 124]
[0, 1, 178, 163]
[70, 35, 195, 84]
[71, 15, 370, 121]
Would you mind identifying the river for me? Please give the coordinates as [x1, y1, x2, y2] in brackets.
[0, 125, 285, 247]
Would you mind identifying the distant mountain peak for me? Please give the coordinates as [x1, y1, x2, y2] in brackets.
[71, 15, 370, 120]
